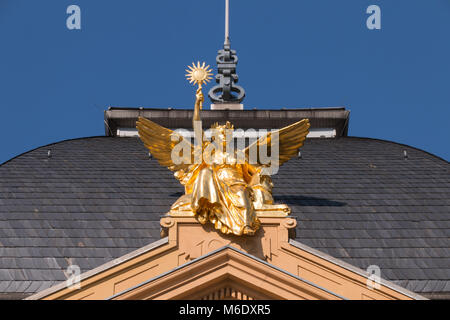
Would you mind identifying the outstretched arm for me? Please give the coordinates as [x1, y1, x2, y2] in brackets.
[192, 86, 204, 145]
[193, 87, 204, 123]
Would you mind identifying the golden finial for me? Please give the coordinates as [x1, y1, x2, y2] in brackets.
[186, 61, 213, 113]
[185, 61, 213, 88]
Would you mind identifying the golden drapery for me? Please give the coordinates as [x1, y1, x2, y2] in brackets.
[171, 153, 261, 236]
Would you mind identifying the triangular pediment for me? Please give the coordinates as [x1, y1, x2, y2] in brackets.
[109, 246, 343, 300]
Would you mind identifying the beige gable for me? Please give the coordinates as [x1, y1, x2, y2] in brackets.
[27, 215, 425, 300]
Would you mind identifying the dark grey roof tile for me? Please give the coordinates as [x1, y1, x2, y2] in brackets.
[0, 136, 448, 295]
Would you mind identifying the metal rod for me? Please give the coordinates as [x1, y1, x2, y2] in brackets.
[225, 0, 230, 45]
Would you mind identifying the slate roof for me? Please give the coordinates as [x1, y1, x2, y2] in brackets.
[0, 136, 449, 299]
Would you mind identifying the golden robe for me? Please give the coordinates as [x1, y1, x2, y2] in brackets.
[172, 147, 261, 236]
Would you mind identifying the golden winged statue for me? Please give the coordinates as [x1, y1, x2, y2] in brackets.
[137, 62, 310, 236]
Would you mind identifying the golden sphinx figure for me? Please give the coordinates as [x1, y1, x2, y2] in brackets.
[137, 62, 309, 236]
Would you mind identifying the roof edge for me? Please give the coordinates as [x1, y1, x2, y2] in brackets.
[104, 107, 351, 137]
[24, 237, 169, 300]
[3, 135, 446, 169]
[107, 106, 348, 112]
[0, 136, 109, 167]
[346, 136, 449, 163]
[289, 239, 427, 300]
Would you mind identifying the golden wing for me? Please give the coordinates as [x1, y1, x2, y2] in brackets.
[243, 119, 310, 168]
[136, 117, 194, 172]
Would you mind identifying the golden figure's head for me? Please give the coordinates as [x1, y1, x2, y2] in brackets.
[211, 121, 234, 131]
[210, 121, 234, 147]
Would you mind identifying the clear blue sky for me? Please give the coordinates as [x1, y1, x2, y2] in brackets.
[0, 0, 449, 163]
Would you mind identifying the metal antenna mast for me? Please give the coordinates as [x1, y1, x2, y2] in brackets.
[208, 0, 246, 105]
[225, 0, 230, 46]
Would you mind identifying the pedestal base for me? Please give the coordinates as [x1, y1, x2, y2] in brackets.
[168, 203, 291, 218]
